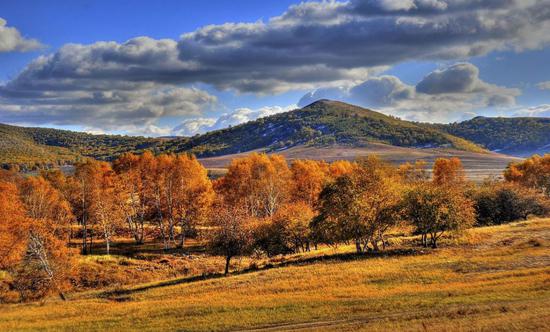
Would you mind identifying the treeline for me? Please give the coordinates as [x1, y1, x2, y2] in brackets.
[439, 116, 550, 154]
[1, 152, 549, 302]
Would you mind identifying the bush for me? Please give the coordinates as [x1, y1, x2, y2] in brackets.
[471, 182, 549, 226]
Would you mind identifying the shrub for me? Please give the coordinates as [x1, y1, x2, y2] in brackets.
[471, 182, 549, 226]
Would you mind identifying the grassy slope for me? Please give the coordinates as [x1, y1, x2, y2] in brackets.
[200, 143, 519, 181]
[1, 219, 548, 331]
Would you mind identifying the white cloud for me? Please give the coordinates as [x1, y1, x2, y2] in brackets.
[0, 18, 42, 52]
[1, 0, 549, 131]
[299, 63, 520, 122]
[172, 104, 297, 136]
[537, 81, 550, 90]
[513, 104, 550, 117]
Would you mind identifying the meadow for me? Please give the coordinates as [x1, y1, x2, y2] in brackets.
[0, 218, 548, 331]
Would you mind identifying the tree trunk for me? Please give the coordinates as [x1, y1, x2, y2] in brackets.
[88, 230, 93, 255]
[178, 224, 186, 249]
[355, 239, 362, 253]
[430, 233, 437, 248]
[225, 256, 231, 275]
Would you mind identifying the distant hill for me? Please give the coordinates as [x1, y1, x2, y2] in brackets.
[0, 123, 177, 167]
[0, 100, 506, 167]
[167, 100, 487, 156]
[436, 117, 550, 157]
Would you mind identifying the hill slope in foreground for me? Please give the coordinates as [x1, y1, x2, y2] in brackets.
[1, 218, 548, 331]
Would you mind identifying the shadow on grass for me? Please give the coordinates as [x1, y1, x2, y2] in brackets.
[98, 248, 424, 300]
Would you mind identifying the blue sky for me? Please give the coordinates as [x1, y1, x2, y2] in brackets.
[0, 0, 549, 136]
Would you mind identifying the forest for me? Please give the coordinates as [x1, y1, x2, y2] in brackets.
[1, 151, 549, 303]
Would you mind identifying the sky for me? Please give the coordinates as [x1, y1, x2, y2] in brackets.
[0, 0, 549, 136]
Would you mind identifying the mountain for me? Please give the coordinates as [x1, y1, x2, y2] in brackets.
[437, 116, 550, 157]
[168, 100, 487, 156]
[0, 100, 494, 167]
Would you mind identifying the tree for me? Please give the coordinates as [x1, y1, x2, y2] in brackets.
[404, 183, 474, 248]
[0, 181, 29, 270]
[208, 205, 253, 275]
[17, 176, 74, 300]
[75, 160, 124, 255]
[217, 153, 292, 218]
[504, 154, 550, 195]
[290, 160, 329, 207]
[273, 202, 315, 253]
[313, 156, 403, 253]
[432, 157, 465, 186]
[398, 161, 429, 184]
[171, 154, 214, 249]
[112, 153, 147, 244]
[471, 181, 549, 226]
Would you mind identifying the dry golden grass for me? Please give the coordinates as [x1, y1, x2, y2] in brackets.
[199, 143, 520, 181]
[0, 219, 548, 331]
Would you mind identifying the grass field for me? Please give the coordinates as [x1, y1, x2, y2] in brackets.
[199, 143, 521, 182]
[0, 218, 548, 331]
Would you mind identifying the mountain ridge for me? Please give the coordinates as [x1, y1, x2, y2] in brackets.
[2, 100, 546, 166]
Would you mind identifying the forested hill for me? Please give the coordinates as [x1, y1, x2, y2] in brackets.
[167, 100, 486, 156]
[0, 123, 180, 167]
[1, 100, 489, 166]
[437, 116, 550, 157]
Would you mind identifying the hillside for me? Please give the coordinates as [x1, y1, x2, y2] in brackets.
[171, 100, 487, 156]
[0, 100, 488, 166]
[437, 116, 550, 157]
[0, 218, 548, 331]
[0, 124, 81, 167]
[0, 123, 175, 166]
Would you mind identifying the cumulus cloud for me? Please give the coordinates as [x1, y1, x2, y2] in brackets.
[0, 18, 42, 52]
[299, 63, 520, 122]
[172, 105, 297, 136]
[1, 0, 549, 131]
[0, 86, 218, 133]
[537, 81, 550, 90]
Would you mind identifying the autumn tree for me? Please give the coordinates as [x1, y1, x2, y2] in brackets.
[432, 157, 465, 186]
[398, 160, 429, 184]
[0, 181, 29, 270]
[328, 160, 357, 179]
[208, 205, 253, 275]
[171, 154, 214, 249]
[290, 160, 329, 207]
[404, 183, 475, 248]
[112, 153, 147, 244]
[504, 154, 550, 195]
[255, 202, 315, 256]
[75, 160, 124, 255]
[313, 156, 403, 253]
[17, 177, 74, 300]
[217, 153, 292, 218]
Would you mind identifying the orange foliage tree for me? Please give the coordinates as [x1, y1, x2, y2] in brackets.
[432, 157, 465, 186]
[313, 156, 403, 253]
[17, 176, 74, 299]
[0, 181, 29, 270]
[217, 153, 292, 218]
[290, 160, 329, 207]
[504, 154, 550, 195]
